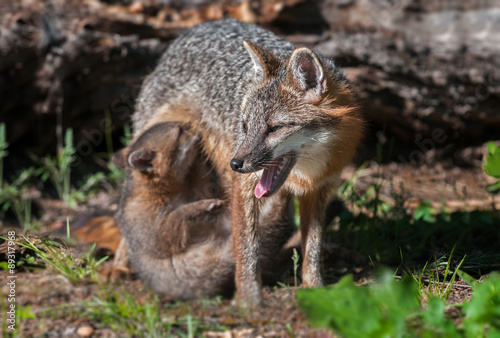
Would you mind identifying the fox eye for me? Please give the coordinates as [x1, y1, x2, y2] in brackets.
[242, 122, 248, 133]
[268, 125, 285, 134]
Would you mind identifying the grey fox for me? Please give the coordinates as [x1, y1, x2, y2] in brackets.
[133, 19, 363, 305]
[114, 121, 297, 299]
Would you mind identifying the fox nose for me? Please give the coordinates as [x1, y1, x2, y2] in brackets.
[230, 158, 244, 172]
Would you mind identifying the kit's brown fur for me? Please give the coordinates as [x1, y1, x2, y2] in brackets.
[114, 122, 297, 299]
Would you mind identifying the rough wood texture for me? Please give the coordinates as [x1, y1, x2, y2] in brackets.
[1, 0, 498, 172]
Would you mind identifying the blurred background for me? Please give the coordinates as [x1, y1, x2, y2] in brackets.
[0, 0, 499, 223]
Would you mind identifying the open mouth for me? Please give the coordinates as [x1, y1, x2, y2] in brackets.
[254, 153, 296, 199]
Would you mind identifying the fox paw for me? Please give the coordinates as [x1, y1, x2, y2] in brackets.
[190, 199, 225, 215]
[204, 198, 225, 212]
[101, 265, 130, 281]
[176, 199, 226, 220]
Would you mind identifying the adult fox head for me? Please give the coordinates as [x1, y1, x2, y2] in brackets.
[230, 41, 362, 199]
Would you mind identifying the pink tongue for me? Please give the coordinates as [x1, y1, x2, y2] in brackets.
[255, 165, 278, 199]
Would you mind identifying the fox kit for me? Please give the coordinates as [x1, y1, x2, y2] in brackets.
[116, 122, 235, 299]
[133, 19, 363, 305]
[115, 121, 296, 298]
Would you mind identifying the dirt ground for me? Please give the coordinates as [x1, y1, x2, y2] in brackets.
[1, 161, 499, 336]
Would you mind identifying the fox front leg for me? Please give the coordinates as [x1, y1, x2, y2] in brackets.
[298, 191, 327, 287]
[102, 237, 131, 280]
[161, 199, 225, 254]
[232, 175, 262, 306]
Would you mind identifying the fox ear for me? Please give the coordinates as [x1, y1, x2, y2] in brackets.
[111, 147, 128, 169]
[288, 47, 325, 102]
[243, 40, 280, 82]
[172, 133, 200, 176]
[128, 149, 154, 173]
[244, 40, 266, 81]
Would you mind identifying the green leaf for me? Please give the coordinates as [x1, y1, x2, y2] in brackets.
[297, 275, 384, 337]
[487, 142, 499, 155]
[421, 297, 459, 336]
[370, 271, 420, 334]
[43, 239, 65, 248]
[297, 271, 420, 337]
[484, 143, 500, 179]
[487, 181, 500, 195]
[1, 201, 11, 211]
[414, 200, 436, 223]
[17, 305, 36, 320]
[463, 272, 500, 336]
[457, 270, 479, 288]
